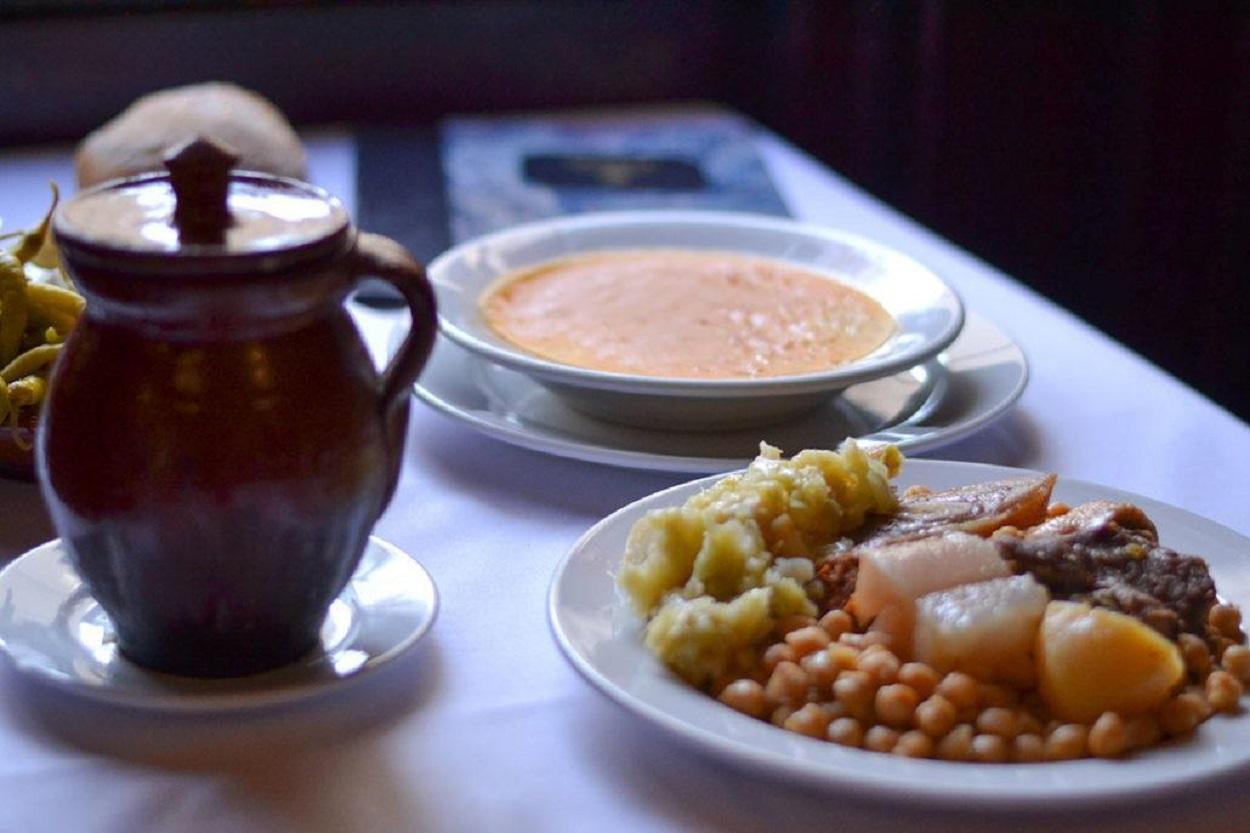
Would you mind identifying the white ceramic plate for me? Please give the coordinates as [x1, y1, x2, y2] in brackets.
[410, 311, 1026, 473]
[430, 210, 965, 428]
[548, 459, 1250, 808]
[0, 536, 438, 712]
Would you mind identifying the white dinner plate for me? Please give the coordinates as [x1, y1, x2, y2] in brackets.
[0, 536, 438, 712]
[548, 459, 1250, 808]
[430, 210, 965, 428]
[410, 311, 1026, 473]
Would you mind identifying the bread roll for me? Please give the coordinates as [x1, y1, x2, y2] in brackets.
[76, 82, 306, 188]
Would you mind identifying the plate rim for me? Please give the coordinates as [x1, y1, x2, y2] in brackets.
[0, 535, 439, 713]
[410, 311, 1028, 473]
[547, 458, 1250, 808]
[429, 209, 966, 396]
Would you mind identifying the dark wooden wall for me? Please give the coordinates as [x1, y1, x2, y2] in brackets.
[2, 1, 1247, 421]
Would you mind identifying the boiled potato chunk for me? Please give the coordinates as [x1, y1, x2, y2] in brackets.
[850, 532, 1010, 652]
[850, 533, 1011, 623]
[914, 574, 1049, 686]
[1037, 601, 1184, 723]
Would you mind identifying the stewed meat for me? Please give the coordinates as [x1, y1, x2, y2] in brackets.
[857, 474, 1057, 544]
[815, 474, 1057, 611]
[994, 501, 1217, 639]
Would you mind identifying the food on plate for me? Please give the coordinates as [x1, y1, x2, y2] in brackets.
[76, 82, 306, 188]
[1036, 601, 1184, 722]
[618, 443, 1247, 762]
[858, 475, 1056, 543]
[619, 441, 901, 685]
[913, 573, 1049, 687]
[0, 188, 82, 449]
[996, 501, 1216, 639]
[847, 532, 1010, 655]
[480, 250, 896, 379]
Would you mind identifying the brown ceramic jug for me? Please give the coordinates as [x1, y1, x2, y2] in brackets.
[39, 139, 436, 677]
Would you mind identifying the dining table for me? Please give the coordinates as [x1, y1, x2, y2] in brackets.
[1, 117, 1248, 833]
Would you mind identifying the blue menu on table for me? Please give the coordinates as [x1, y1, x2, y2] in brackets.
[354, 108, 791, 296]
[440, 108, 791, 243]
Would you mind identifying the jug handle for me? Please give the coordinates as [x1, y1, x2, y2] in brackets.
[350, 232, 437, 423]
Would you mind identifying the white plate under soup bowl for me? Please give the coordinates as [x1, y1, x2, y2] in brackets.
[430, 211, 965, 430]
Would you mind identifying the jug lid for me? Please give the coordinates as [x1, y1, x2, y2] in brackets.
[55, 137, 350, 272]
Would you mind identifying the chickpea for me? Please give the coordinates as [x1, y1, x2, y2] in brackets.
[775, 614, 818, 637]
[1179, 633, 1212, 677]
[971, 734, 1010, 763]
[762, 643, 797, 674]
[800, 648, 841, 689]
[893, 730, 935, 758]
[718, 679, 768, 718]
[936, 672, 980, 711]
[765, 661, 811, 706]
[1210, 604, 1243, 640]
[976, 706, 1020, 739]
[936, 724, 975, 761]
[875, 684, 920, 728]
[771, 704, 796, 727]
[1013, 733, 1046, 763]
[1125, 713, 1162, 750]
[1206, 670, 1244, 713]
[819, 609, 854, 640]
[1044, 724, 1089, 761]
[1159, 693, 1208, 737]
[1088, 712, 1128, 758]
[785, 626, 832, 659]
[864, 725, 901, 753]
[1211, 635, 1237, 662]
[1184, 684, 1215, 718]
[1222, 644, 1250, 683]
[832, 670, 876, 721]
[858, 649, 901, 686]
[826, 716, 864, 748]
[898, 663, 941, 699]
[914, 694, 958, 738]
[784, 703, 832, 738]
[826, 644, 860, 673]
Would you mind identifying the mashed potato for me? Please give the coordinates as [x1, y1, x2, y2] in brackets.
[619, 440, 902, 687]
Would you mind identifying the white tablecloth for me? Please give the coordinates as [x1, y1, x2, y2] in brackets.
[1, 128, 1248, 833]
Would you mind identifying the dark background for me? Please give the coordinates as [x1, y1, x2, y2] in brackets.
[2, 0, 1247, 421]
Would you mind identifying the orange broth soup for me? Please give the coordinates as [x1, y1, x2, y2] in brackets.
[479, 250, 896, 379]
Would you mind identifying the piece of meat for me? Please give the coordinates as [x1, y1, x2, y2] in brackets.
[1022, 500, 1158, 541]
[815, 475, 1057, 613]
[995, 501, 1216, 639]
[815, 549, 858, 612]
[857, 474, 1057, 545]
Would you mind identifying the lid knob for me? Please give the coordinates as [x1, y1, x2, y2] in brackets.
[163, 136, 238, 244]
